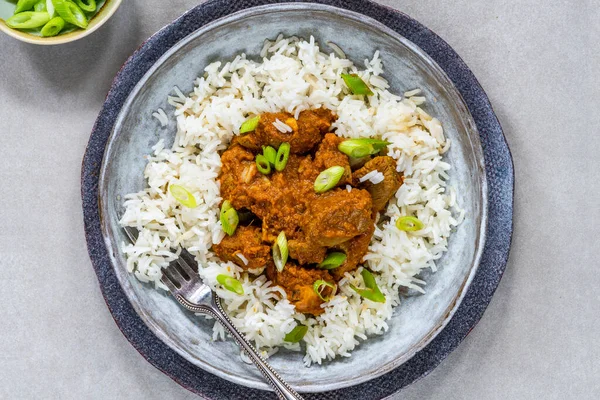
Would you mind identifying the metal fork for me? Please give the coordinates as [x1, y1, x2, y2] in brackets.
[123, 226, 303, 400]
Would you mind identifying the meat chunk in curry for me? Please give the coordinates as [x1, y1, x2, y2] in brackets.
[215, 108, 403, 314]
[353, 156, 403, 213]
[266, 263, 335, 315]
[237, 107, 336, 154]
[212, 225, 270, 271]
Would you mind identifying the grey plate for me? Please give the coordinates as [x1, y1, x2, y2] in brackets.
[83, 1, 513, 398]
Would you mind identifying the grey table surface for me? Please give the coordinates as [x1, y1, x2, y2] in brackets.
[1, 0, 598, 399]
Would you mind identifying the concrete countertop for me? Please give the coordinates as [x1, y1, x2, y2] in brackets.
[0, 1, 598, 399]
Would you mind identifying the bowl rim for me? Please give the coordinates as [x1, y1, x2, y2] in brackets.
[97, 2, 488, 393]
[0, 0, 122, 45]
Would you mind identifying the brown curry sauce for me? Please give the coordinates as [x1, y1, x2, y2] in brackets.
[214, 108, 402, 315]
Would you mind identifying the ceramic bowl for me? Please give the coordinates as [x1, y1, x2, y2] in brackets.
[98, 3, 487, 393]
[0, 0, 122, 45]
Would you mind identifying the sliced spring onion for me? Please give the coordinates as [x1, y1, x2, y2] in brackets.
[272, 231, 288, 272]
[240, 115, 260, 134]
[14, 0, 39, 14]
[314, 166, 345, 193]
[317, 252, 347, 270]
[168, 184, 197, 208]
[53, 0, 87, 29]
[263, 146, 277, 166]
[6, 11, 50, 29]
[341, 73, 374, 96]
[284, 324, 308, 343]
[255, 154, 271, 175]
[75, 0, 95, 13]
[395, 216, 424, 232]
[350, 269, 386, 303]
[34, 1, 47, 12]
[216, 274, 244, 295]
[220, 202, 239, 236]
[313, 280, 337, 302]
[275, 142, 290, 172]
[220, 200, 233, 216]
[46, 0, 54, 18]
[338, 138, 391, 158]
[40, 16, 64, 36]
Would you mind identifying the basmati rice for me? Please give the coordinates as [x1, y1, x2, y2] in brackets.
[119, 35, 462, 366]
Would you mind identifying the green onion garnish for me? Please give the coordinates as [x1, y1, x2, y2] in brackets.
[34, 1, 47, 12]
[275, 142, 290, 172]
[46, 0, 55, 18]
[337, 138, 391, 158]
[40, 16, 64, 37]
[220, 200, 232, 220]
[263, 146, 277, 166]
[284, 324, 308, 343]
[220, 201, 239, 236]
[272, 231, 288, 272]
[350, 269, 386, 303]
[53, 0, 87, 29]
[14, 0, 38, 14]
[74, 0, 96, 13]
[216, 274, 244, 295]
[314, 166, 345, 193]
[168, 184, 197, 208]
[317, 252, 347, 270]
[240, 115, 260, 134]
[255, 154, 271, 175]
[341, 73, 374, 96]
[6, 11, 50, 29]
[395, 216, 424, 232]
[313, 280, 337, 301]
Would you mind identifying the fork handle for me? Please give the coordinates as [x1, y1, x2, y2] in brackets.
[211, 294, 304, 400]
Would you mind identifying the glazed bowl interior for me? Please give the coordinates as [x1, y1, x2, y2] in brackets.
[0, 0, 122, 45]
[99, 4, 486, 393]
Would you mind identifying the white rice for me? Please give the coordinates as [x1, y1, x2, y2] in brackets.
[236, 253, 249, 266]
[119, 36, 462, 366]
[273, 118, 293, 133]
[359, 169, 385, 185]
[152, 108, 168, 127]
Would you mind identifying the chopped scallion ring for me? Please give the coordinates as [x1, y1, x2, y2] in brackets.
[40, 16, 64, 36]
[275, 142, 290, 171]
[216, 274, 244, 295]
[317, 252, 347, 270]
[219, 200, 232, 219]
[350, 269, 386, 303]
[74, 0, 95, 12]
[240, 115, 260, 133]
[54, 0, 88, 28]
[34, 1, 47, 12]
[14, 0, 39, 14]
[314, 166, 345, 193]
[272, 231, 288, 272]
[313, 280, 337, 301]
[256, 154, 271, 174]
[337, 138, 391, 158]
[220, 202, 239, 236]
[6, 11, 50, 29]
[168, 184, 197, 208]
[263, 146, 277, 166]
[341, 73, 374, 96]
[395, 216, 424, 232]
[46, 0, 55, 17]
[284, 324, 308, 343]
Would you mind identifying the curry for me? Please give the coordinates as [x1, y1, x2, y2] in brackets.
[214, 108, 403, 315]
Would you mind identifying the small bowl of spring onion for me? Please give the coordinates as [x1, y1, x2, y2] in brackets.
[0, 0, 121, 44]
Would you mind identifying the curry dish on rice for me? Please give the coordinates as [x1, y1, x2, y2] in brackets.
[214, 108, 403, 315]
